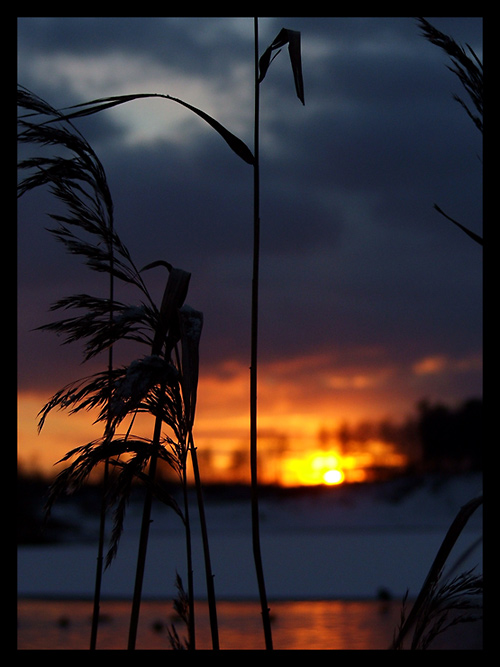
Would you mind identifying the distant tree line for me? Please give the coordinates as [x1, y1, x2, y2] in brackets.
[335, 397, 482, 473]
[416, 398, 482, 471]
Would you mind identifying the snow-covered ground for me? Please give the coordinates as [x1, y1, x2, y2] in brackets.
[18, 473, 483, 601]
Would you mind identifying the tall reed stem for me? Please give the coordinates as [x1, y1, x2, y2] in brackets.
[127, 268, 196, 650]
[90, 215, 114, 649]
[127, 413, 161, 650]
[250, 16, 273, 651]
[89, 459, 109, 648]
[189, 433, 220, 649]
[181, 457, 195, 649]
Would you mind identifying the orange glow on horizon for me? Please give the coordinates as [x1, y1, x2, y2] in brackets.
[18, 356, 413, 485]
[17, 388, 410, 486]
[279, 452, 357, 487]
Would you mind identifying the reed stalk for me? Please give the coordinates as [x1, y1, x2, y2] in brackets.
[188, 435, 219, 648]
[181, 457, 195, 649]
[20, 25, 301, 645]
[127, 444, 159, 650]
[127, 265, 191, 649]
[18, 91, 204, 648]
[90, 169, 115, 649]
[250, 16, 273, 651]
[250, 17, 304, 649]
[179, 304, 219, 649]
[89, 458, 109, 648]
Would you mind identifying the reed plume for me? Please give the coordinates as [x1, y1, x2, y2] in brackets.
[416, 17, 483, 246]
[18, 85, 221, 649]
[391, 495, 482, 649]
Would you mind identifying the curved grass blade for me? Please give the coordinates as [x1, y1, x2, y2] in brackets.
[434, 205, 483, 246]
[391, 495, 483, 649]
[38, 92, 255, 165]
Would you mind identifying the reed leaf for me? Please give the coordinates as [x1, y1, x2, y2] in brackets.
[33, 92, 255, 165]
[249, 21, 305, 651]
[177, 303, 219, 648]
[178, 305, 203, 432]
[258, 27, 305, 104]
[147, 264, 191, 357]
[433, 205, 483, 246]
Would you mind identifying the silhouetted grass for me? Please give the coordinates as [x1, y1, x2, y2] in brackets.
[388, 20, 484, 649]
[416, 17, 483, 246]
[18, 17, 481, 651]
[18, 86, 222, 649]
[250, 19, 304, 650]
[391, 495, 482, 649]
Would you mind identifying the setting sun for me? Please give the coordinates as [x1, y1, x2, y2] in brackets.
[278, 452, 349, 487]
[323, 469, 345, 485]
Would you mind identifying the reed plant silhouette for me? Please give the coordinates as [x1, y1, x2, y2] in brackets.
[19, 18, 482, 650]
[17, 87, 222, 649]
[416, 17, 483, 246]
[18, 18, 304, 651]
[251, 19, 304, 649]
[391, 496, 482, 649]
[390, 20, 483, 650]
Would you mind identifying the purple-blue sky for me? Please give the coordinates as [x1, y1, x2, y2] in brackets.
[17, 17, 482, 474]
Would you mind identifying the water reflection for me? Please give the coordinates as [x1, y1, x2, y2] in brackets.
[17, 598, 481, 650]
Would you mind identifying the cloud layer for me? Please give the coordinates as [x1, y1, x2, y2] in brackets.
[18, 17, 482, 422]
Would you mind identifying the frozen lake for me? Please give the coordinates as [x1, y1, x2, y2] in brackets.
[18, 472, 483, 601]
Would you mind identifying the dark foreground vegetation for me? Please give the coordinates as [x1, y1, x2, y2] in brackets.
[17, 17, 482, 649]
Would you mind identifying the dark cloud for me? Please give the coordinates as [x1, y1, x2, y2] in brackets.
[17, 17, 482, 411]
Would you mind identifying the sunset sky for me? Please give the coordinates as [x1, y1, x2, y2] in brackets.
[17, 17, 482, 485]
